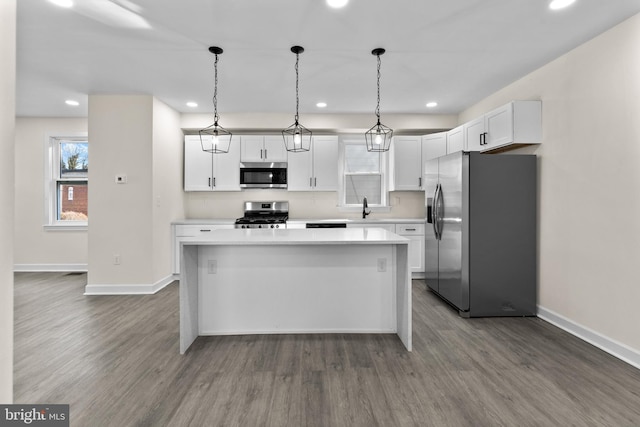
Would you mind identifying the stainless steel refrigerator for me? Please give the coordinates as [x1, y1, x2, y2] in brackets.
[425, 151, 536, 317]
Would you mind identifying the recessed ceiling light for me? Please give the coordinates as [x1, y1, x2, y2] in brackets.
[316, 102, 327, 108]
[549, 0, 576, 10]
[65, 100, 79, 106]
[49, 0, 73, 8]
[327, 0, 348, 9]
[426, 102, 438, 108]
[186, 102, 198, 108]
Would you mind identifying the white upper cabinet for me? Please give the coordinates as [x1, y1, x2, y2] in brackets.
[287, 145, 312, 191]
[392, 134, 447, 191]
[263, 136, 288, 162]
[392, 136, 423, 191]
[482, 101, 542, 151]
[446, 125, 464, 154]
[464, 116, 485, 152]
[184, 135, 213, 191]
[312, 136, 339, 191]
[464, 100, 542, 152]
[422, 132, 447, 161]
[288, 135, 338, 191]
[184, 135, 240, 192]
[240, 135, 287, 163]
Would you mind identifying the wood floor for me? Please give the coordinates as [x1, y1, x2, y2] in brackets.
[13, 272, 640, 426]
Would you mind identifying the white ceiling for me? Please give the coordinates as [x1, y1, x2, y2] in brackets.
[16, 0, 640, 118]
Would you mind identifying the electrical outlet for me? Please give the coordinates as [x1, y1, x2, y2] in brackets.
[113, 254, 121, 265]
[377, 258, 387, 272]
[207, 259, 217, 274]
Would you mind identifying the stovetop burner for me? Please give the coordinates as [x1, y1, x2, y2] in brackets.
[235, 201, 289, 229]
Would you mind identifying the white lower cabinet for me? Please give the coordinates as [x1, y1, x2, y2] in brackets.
[395, 223, 425, 275]
[172, 224, 234, 274]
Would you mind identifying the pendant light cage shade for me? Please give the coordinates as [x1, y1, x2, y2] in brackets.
[282, 46, 311, 152]
[282, 121, 312, 152]
[199, 122, 232, 154]
[199, 46, 232, 154]
[365, 48, 393, 152]
[365, 121, 393, 152]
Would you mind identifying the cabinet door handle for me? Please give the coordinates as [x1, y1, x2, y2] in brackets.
[264, 149, 268, 159]
[310, 177, 313, 187]
[314, 177, 317, 187]
[213, 177, 216, 187]
[208, 177, 211, 187]
[419, 177, 422, 187]
[200, 229, 212, 232]
[406, 228, 416, 231]
[260, 149, 263, 159]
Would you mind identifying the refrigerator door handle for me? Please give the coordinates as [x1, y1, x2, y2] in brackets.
[433, 184, 441, 240]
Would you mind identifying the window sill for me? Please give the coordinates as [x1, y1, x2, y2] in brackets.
[44, 224, 88, 232]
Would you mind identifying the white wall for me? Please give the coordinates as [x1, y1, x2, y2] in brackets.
[0, 0, 16, 404]
[87, 95, 183, 292]
[460, 13, 640, 356]
[14, 118, 88, 270]
[152, 98, 186, 280]
[88, 95, 155, 287]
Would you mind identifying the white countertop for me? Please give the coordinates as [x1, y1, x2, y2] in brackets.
[172, 218, 423, 225]
[180, 227, 409, 245]
[173, 219, 237, 225]
[287, 218, 423, 224]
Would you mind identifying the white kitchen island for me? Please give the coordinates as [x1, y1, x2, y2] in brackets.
[179, 227, 412, 353]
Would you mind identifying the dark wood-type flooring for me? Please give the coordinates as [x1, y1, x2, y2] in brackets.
[13, 272, 640, 426]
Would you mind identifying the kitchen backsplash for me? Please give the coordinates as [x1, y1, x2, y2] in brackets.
[185, 191, 426, 219]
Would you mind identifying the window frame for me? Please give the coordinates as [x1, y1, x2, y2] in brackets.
[44, 134, 89, 231]
[338, 135, 390, 211]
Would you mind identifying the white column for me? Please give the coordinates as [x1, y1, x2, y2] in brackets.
[0, 0, 16, 403]
[87, 95, 183, 294]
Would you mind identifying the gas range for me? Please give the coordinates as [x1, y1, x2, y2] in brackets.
[234, 201, 288, 229]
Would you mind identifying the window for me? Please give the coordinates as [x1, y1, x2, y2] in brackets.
[340, 136, 388, 207]
[46, 136, 88, 229]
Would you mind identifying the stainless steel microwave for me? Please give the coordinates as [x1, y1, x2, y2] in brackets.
[239, 162, 287, 189]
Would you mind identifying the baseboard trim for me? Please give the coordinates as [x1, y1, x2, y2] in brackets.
[14, 263, 88, 272]
[538, 305, 640, 370]
[84, 275, 175, 295]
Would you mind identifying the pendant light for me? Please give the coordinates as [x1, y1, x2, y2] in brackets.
[282, 46, 312, 153]
[199, 46, 232, 154]
[365, 48, 393, 152]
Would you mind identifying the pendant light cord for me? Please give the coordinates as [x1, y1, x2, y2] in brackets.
[375, 53, 381, 122]
[294, 51, 300, 124]
[213, 53, 219, 124]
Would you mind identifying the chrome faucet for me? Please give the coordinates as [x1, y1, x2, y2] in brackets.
[362, 197, 371, 219]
